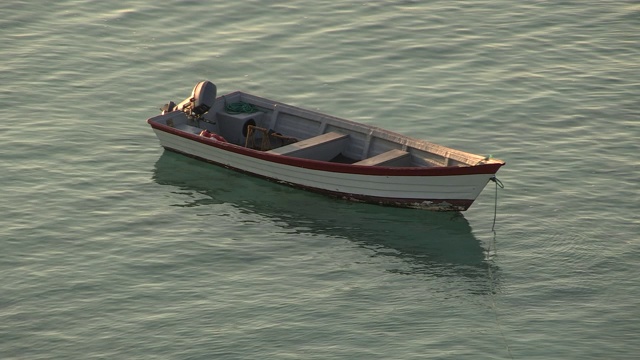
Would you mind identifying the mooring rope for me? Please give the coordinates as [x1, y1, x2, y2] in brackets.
[485, 176, 513, 359]
[490, 176, 504, 232]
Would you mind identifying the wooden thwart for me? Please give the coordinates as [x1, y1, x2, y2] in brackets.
[267, 132, 348, 161]
[354, 149, 410, 166]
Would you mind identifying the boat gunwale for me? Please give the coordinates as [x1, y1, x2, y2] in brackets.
[148, 117, 505, 177]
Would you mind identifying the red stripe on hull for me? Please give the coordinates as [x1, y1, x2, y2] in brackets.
[148, 121, 504, 177]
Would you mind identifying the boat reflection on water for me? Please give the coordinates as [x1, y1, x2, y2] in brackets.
[152, 151, 500, 292]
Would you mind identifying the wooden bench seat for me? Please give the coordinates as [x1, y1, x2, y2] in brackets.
[267, 132, 349, 161]
[354, 149, 411, 166]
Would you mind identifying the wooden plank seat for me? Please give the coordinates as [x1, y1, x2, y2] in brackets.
[266, 132, 349, 161]
[354, 149, 411, 167]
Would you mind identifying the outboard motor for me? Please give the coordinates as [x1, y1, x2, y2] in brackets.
[162, 80, 217, 117]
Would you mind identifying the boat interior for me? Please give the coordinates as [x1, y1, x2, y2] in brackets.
[152, 81, 496, 168]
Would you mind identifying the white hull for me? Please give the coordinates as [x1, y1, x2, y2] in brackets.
[147, 82, 504, 211]
[153, 129, 495, 211]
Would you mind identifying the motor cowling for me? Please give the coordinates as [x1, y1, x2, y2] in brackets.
[162, 80, 217, 116]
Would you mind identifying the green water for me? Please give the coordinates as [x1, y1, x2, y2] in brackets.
[1, 1, 639, 359]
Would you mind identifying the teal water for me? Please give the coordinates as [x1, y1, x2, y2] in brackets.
[1, 1, 639, 359]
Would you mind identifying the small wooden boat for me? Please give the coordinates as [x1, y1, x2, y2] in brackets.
[147, 81, 505, 211]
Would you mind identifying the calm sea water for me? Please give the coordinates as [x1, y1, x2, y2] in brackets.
[1, 1, 638, 359]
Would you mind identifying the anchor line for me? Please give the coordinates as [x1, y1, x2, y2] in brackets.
[485, 176, 513, 358]
[490, 176, 504, 232]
